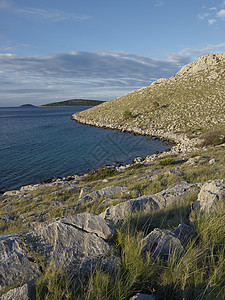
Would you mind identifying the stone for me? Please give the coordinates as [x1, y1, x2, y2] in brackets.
[185, 156, 200, 165]
[78, 186, 129, 205]
[209, 158, 216, 165]
[171, 224, 194, 244]
[79, 187, 91, 199]
[129, 293, 155, 300]
[100, 182, 200, 224]
[0, 234, 41, 294]
[193, 179, 225, 213]
[24, 212, 115, 266]
[0, 213, 116, 294]
[0, 283, 33, 300]
[141, 228, 185, 260]
[100, 196, 159, 224]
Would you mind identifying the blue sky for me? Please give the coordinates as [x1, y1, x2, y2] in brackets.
[0, 0, 225, 106]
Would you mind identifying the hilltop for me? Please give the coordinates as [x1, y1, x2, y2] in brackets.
[41, 99, 105, 107]
[72, 53, 225, 145]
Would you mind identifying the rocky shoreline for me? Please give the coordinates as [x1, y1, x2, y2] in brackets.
[72, 113, 201, 158]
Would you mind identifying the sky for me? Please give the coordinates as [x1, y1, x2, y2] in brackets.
[0, 0, 225, 106]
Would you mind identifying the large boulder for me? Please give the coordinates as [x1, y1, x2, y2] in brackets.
[193, 179, 225, 213]
[0, 283, 33, 300]
[0, 213, 116, 296]
[100, 182, 200, 224]
[0, 234, 41, 295]
[25, 212, 115, 266]
[141, 228, 185, 260]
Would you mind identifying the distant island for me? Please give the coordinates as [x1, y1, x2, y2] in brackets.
[41, 99, 105, 107]
[20, 104, 36, 107]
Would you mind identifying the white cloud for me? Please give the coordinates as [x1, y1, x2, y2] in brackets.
[0, 46, 224, 106]
[0, 0, 91, 22]
[154, 0, 165, 7]
[208, 18, 216, 24]
[217, 9, 225, 18]
[0, 50, 185, 106]
[15, 7, 91, 22]
[198, 12, 210, 20]
[199, 2, 225, 24]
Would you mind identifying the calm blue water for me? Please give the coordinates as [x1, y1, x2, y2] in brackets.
[0, 106, 171, 191]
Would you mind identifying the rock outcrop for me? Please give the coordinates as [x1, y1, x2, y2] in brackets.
[0, 213, 116, 297]
[100, 181, 201, 224]
[141, 228, 185, 260]
[193, 179, 225, 213]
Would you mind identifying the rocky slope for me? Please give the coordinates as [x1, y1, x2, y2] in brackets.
[0, 141, 225, 299]
[72, 53, 225, 145]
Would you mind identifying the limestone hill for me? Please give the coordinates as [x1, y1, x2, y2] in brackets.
[72, 53, 225, 141]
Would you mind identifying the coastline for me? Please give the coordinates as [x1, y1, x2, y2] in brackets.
[71, 113, 201, 155]
[1, 116, 200, 195]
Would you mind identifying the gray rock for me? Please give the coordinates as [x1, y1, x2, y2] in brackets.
[172, 224, 194, 244]
[209, 158, 216, 165]
[0, 283, 33, 300]
[100, 182, 200, 224]
[78, 186, 128, 204]
[25, 212, 115, 266]
[193, 179, 225, 213]
[98, 198, 120, 209]
[0, 234, 41, 294]
[100, 196, 159, 224]
[0, 213, 116, 294]
[129, 293, 155, 300]
[185, 156, 200, 165]
[141, 228, 184, 260]
[0, 214, 14, 224]
[79, 187, 91, 199]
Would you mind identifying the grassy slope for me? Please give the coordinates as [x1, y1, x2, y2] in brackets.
[73, 54, 225, 136]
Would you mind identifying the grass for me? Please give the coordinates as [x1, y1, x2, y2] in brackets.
[35, 202, 225, 299]
[1, 144, 224, 235]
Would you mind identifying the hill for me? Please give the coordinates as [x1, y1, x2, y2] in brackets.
[72, 53, 225, 145]
[41, 99, 105, 107]
[20, 104, 36, 107]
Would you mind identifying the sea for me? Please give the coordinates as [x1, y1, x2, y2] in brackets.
[0, 106, 172, 191]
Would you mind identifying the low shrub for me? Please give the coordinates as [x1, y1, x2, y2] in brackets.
[159, 158, 175, 166]
[83, 166, 117, 182]
[200, 130, 225, 146]
[123, 110, 134, 119]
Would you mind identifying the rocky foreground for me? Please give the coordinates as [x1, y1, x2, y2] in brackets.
[0, 140, 225, 299]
